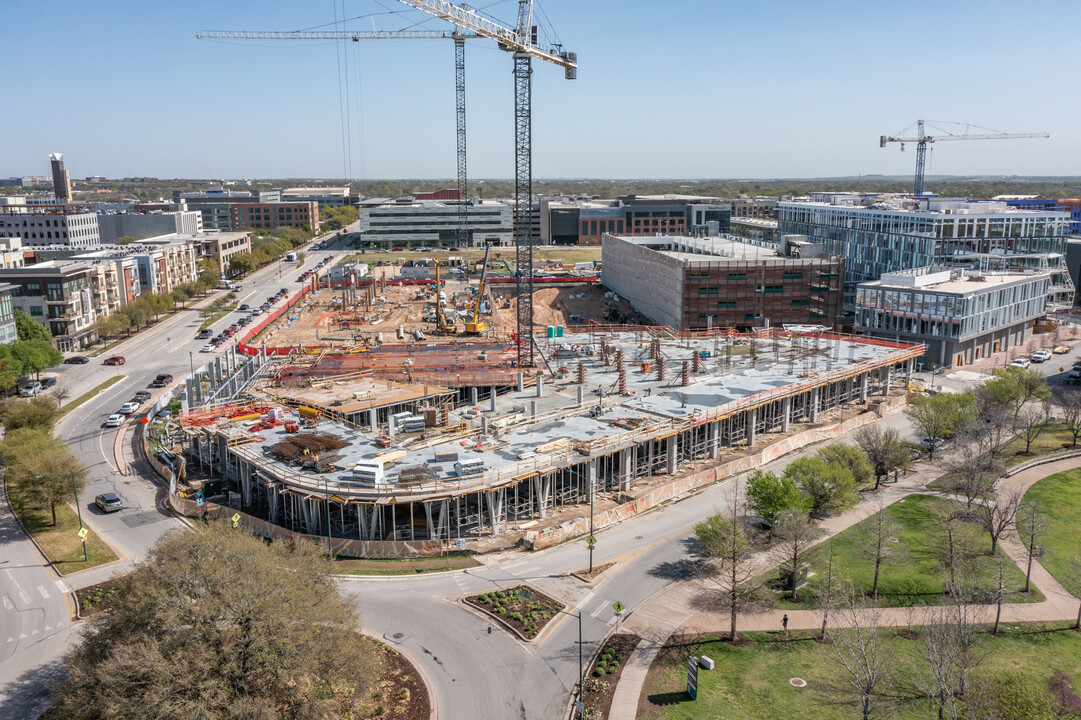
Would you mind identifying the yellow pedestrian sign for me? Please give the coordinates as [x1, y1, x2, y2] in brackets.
[77, 527, 88, 540]
[586, 535, 596, 548]
[231, 513, 241, 528]
[612, 601, 625, 617]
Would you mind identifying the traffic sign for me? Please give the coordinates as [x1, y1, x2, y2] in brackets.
[687, 655, 699, 700]
[455, 538, 466, 549]
[77, 527, 88, 540]
[575, 701, 584, 716]
[195, 497, 204, 507]
[586, 535, 596, 548]
[231, 512, 241, 527]
[612, 600, 625, 617]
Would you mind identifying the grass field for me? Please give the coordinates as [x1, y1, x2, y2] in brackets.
[639, 624, 1081, 720]
[6, 483, 118, 574]
[1002, 420, 1079, 467]
[1022, 467, 1081, 597]
[62, 376, 125, 415]
[763, 494, 1042, 609]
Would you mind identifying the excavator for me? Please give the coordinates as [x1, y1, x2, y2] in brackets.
[465, 245, 491, 335]
[434, 262, 457, 334]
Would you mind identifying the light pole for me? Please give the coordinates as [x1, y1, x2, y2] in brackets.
[588, 472, 595, 574]
[551, 607, 584, 716]
[324, 477, 333, 561]
[35, 461, 108, 563]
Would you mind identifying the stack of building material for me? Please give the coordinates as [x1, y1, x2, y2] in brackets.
[267, 432, 346, 463]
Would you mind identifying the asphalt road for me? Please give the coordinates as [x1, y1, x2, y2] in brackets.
[0, 230, 351, 718]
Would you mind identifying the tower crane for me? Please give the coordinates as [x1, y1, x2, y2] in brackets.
[391, 0, 577, 366]
[195, 28, 480, 247]
[880, 119, 1049, 196]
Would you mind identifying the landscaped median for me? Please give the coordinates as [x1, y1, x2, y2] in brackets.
[464, 584, 564, 640]
[61, 376, 125, 415]
[4, 480, 117, 574]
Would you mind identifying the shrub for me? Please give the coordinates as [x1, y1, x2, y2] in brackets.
[593, 668, 605, 677]
[607, 666, 618, 674]
[492, 606, 505, 614]
[508, 611, 523, 622]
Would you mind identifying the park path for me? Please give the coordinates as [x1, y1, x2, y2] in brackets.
[608, 455, 1081, 720]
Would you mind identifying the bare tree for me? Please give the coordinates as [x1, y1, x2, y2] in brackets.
[819, 539, 835, 640]
[694, 490, 759, 643]
[854, 426, 910, 490]
[773, 509, 821, 602]
[825, 583, 895, 720]
[928, 506, 979, 590]
[1015, 499, 1047, 594]
[978, 486, 1024, 554]
[1016, 399, 1051, 455]
[921, 569, 986, 719]
[990, 551, 1010, 635]
[1060, 388, 1081, 447]
[943, 445, 996, 513]
[857, 496, 904, 599]
[49, 384, 71, 412]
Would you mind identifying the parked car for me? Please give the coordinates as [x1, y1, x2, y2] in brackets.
[64, 356, 90, 364]
[95, 492, 123, 513]
[201, 344, 215, 353]
[104, 356, 126, 366]
[41, 377, 57, 389]
[18, 381, 43, 397]
[1031, 349, 1052, 363]
[103, 414, 124, 428]
[132, 391, 151, 402]
[1009, 358, 1031, 369]
[118, 401, 140, 414]
[1069, 369, 1081, 381]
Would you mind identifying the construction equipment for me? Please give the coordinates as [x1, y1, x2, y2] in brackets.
[880, 119, 1049, 196]
[195, 28, 480, 246]
[465, 245, 491, 334]
[434, 263, 458, 334]
[392, 0, 576, 365]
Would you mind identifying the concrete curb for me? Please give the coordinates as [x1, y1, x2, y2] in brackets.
[0, 474, 82, 621]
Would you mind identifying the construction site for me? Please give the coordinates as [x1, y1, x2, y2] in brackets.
[174, 326, 923, 555]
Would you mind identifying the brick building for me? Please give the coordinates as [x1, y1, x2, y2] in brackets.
[230, 201, 319, 234]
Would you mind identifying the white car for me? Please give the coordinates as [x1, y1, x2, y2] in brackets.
[200, 344, 216, 353]
[118, 401, 140, 414]
[104, 414, 124, 427]
[1031, 350, 1052, 363]
[1009, 358, 1031, 369]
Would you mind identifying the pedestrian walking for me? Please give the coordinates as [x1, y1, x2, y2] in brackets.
[782, 614, 789, 635]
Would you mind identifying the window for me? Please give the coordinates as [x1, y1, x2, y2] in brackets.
[29, 306, 42, 316]
[792, 300, 810, 306]
[728, 273, 747, 280]
[698, 288, 718, 295]
[764, 286, 783, 293]
[783, 272, 803, 279]
[717, 301, 737, 308]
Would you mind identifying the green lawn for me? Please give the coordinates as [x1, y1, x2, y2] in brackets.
[6, 484, 118, 574]
[640, 625, 1081, 720]
[1023, 467, 1081, 596]
[763, 494, 1042, 609]
[62, 376, 125, 415]
[1002, 420, 1080, 467]
[199, 302, 238, 329]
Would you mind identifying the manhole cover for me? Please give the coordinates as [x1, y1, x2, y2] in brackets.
[393, 632, 404, 639]
[790, 678, 807, 688]
[635, 535, 644, 540]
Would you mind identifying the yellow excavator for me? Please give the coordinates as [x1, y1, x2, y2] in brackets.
[465, 245, 491, 335]
[434, 262, 457, 334]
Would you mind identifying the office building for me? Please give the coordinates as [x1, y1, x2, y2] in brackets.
[0, 207, 100, 249]
[856, 264, 1072, 368]
[174, 189, 281, 231]
[96, 210, 203, 244]
[357, 197, 512, 247]
[49, 153, 72, 203]
[0, 238, 25, 269]
[230, 201, 319, 234]
[540, 195, 732, 245]
[281, 187, 353, 208]
[602, 234, 843, 331]
[0, 178, 32, 188]
[196, 231, 252, 277]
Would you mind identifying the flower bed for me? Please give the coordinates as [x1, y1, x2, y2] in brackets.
[583, 633, 641, 719]
[464, 584, 564, 640]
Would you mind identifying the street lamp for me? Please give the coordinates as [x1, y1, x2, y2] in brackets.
[35, 461, 108, 562]
[550, 606, 584, 717]
[324, 476, 333, 561]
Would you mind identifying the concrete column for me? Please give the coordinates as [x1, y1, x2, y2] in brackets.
[536, 475, 551, 519]
[782, 397, 791, 433]
[577, 386, 584, 407]
[530, 400, 537, 417]
[709, 422, 720, 459]
[485, 489, 505, 535]
[883, 367, 892, 396]
[536, 376, 544, 397]
[186, 378, 195, 407]
[810, 387, 819, 423]
[648, 441, 655, 475]
[481, 417, 489, 435]
[424, 502, 435, 540]
[859, 374, 869, 403]
[489, 387, 497, 413]
[470, 386, 479, 407]
[620, 450, 632, 490]
[666, 435, 677, 474]
[214, 357, 223, 386]
[517, 372, 524, 392]
[747, 409, 757, 449]
[369, 409, 378, 433]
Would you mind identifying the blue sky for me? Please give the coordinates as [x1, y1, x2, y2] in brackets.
[4, 0, 1079, 180]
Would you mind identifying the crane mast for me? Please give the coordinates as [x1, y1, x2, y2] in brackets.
[394, 0, 576, 366]
[880, 119, 1049, 195]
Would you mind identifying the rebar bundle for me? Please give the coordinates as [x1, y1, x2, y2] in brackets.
[268, 432, 347, 462]
[681, 360, 689, 387]
[577, 361, 586, 384]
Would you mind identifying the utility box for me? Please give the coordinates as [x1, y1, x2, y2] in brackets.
[700, 656, 715, 670]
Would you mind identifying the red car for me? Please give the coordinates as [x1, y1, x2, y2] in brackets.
[104, 356, 126, 365]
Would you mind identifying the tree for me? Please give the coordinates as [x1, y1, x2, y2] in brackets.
[745, 469, 809, 527]
[984, 367, 1051, 417]
[49, 384, 71, 412]
[990, 551, 1010, 635]
[857, 497, 903, 599]
[784, 456, 857, 515]
[921, 569, 985, 718]
[854, 426, 910, 489]
[0, 428, 87, 526]
[1016, 499, 1047, 594]
[979, 486, 1024, 554]
[694, 504, 757, 643]
[0, 395, 60, 431]
[1059, 389, 1081, 448]
[772, 509, 820, 601]
[929, 505, 980, 590]
[14, 308, 51, 341]
[10, 339, 63, 378]
[1017, 400, 1051, 455]
[904, 392, 977, 459]
[816, 443, 874, 490]
[229, 252, 257, 275]
[0, 347, 19, 392]
[49, 521, 380, 720]
[825, 584, 895, 720]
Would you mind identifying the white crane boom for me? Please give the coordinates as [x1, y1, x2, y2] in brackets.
[195, 29, 480, 41]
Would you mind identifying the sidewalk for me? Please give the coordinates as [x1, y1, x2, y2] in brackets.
[607, 455, 1081, 720]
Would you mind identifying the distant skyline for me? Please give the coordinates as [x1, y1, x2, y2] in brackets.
[6, 0, 1080, 180]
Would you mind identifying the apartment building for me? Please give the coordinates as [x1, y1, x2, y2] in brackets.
[856, 265, 1070, 369]
[96, 210, 202, 244]
[0, 284, 17, 345]
[281, 187, 353, 208]
[174, 190, 282, 231]
[230, 201, 319, 234]
[196, 231, 252, 277]
[0, 206, 100, 249]
[357, 197, 512, 247]
[602, 234, 843, 331]
[0, 237, 25, 269]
